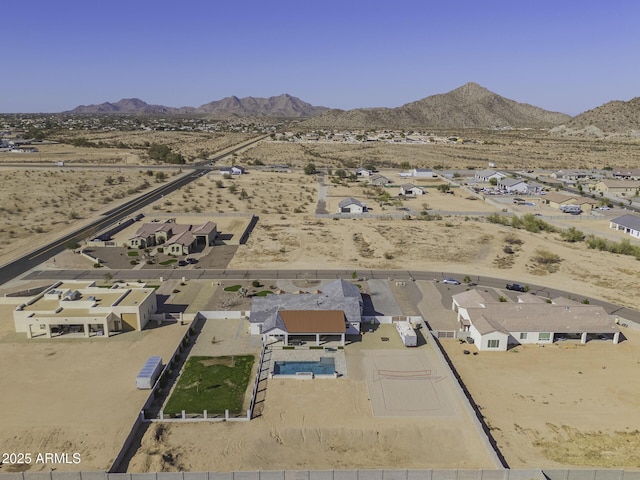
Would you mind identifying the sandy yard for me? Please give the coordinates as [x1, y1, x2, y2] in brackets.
[441, 327, 640, 468]
[0, 301, 188, 473]
[127, 324, 496, 472]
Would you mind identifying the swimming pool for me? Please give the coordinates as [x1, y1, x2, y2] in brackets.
[273, 357, 336, 375]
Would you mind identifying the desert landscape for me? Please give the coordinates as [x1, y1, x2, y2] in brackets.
[2, 106, 640, 474]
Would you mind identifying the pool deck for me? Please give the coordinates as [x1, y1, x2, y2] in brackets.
[268, 346, 347, 378]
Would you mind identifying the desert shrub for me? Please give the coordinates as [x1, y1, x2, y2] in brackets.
[504, 233, 522, 245]
[560, 227, 585, 243]
[486, 213, 511, 226]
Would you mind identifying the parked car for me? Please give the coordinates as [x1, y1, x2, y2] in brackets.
[506, 283, 527, 292]
[178, 260, 188, 267]
[442, 278, 461, 285]
[186, 257, 198, 264]
[598, 206, 610, 211]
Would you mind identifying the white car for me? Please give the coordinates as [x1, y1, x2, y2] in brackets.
[442, 278, 461, 285]
[598, 206, 610, 211]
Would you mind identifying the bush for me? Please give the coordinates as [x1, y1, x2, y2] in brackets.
[560, 227, 585, 243]
[251, 280, 261, 288]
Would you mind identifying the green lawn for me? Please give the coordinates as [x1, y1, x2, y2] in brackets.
[164, 355, 255, 416]
[159, 258, 177, 266]
[254, 290, 273, 297]
[127, 251, 139, 257]
[224, 284, 242, 292]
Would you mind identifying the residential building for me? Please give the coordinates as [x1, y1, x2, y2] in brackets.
[475, 169, 506, 183]
[610, 214, 640, 239]
[498, 178, 529, 193]
[250, 279, 364, 345]
[337, 197, 366, 214]
[127, 220, 217, 253]
[13, 281, 157, 339]
[399, 183, 425, 196]
[369, 174, 392, 186]
[451, 289, 620, 351]
[412, 168, 435, 178]
[593, 180, 640, 196]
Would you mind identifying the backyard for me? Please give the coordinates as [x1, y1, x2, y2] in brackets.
[164, 355, 255, 416]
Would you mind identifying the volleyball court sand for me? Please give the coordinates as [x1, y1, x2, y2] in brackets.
[363, 349, 457, 417]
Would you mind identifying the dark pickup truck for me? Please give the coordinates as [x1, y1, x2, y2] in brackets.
[506, 283, 527, 292]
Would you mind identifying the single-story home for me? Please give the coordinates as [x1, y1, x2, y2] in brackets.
[451, 289, 620, 351]
[369, 174, 392, 186]
[13, 281, 157, 339]
[338, 197, 366, 214]
[544, 192, 597, 211]
[250, 279, 363, 346]
[412, 168, 435, 178]
[610, 214, 640, 239]
[498, 178, 529, 193]
[593, 180, 640, 195]
[611, 169, 640, 181]
[354, 167, 372, 177]
[399, 183, 425, 196]
[127, 221, 217, 252]
[475, 169, 506, 183]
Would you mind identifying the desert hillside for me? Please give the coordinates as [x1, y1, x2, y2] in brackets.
[304, 82, 571, 129]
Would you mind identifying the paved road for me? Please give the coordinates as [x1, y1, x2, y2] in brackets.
[22, 268, 640, 324]
[0, 136, 266, 286]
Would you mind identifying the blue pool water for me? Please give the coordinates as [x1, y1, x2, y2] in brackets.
[274, 358, 336, 375]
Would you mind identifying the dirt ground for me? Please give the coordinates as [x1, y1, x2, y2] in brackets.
[0, 167, 181, 266]
[127, 324, 496, 472]
[0, 131, 256, 166]
[0, 301, 188, 473]
[441, 327, 640, 468]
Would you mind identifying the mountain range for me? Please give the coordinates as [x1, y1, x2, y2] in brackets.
[67, 94, 328, 118]
[66, 84, 640, 132]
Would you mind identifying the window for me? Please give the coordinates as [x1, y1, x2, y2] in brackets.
[519, 332, 528, 340]
[487, 339, 500, 348]
[538, 332, 551, 341]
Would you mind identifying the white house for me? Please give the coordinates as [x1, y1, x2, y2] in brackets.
[338, 197, 366, 213]
[451, 290, 620, 351]
[610, 214, 640, 239]
[498, 178, 529, 193]
[399, 183, 425, 196]
[354, 167, 372, 177]
[369, 174, 392, 186]
[412, 168, 435, 178]
[475, 169, 506, 183]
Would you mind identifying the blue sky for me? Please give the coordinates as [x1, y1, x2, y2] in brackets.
[2, 0, 638, 115]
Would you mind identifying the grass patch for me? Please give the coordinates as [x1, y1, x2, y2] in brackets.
[254, 290, 273, 297]
[127, 251, 139, 257]
[224, 284, 242, 292]
[164, 355, 254, 416]
[159, 258, 177, 266]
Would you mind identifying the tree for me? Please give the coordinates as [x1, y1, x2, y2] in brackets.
[155, 172, 167, 182]
[304, 163, 317, 175]
[103, 272, 113, 284]
[489, 178, 498, 186]
[437, 184, 451, 193]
